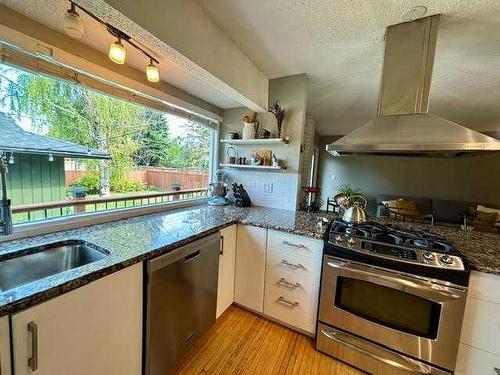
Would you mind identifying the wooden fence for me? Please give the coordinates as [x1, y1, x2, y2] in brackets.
[65, 167, 209, 191]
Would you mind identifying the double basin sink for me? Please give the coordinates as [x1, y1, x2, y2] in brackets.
[0, 240, 109, 293]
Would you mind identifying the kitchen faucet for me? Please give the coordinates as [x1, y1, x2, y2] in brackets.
[0, 153, 13, 235]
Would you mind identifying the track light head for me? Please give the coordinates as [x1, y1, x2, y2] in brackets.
[146, 60, 160, 82]
[109, 38, 126, 64]
[63, 2, 85, 39]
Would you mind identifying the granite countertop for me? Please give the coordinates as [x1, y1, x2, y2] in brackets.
[0, 204, 498, 316]
[373, 217, 500, 275]
[0, 205, 334, 316]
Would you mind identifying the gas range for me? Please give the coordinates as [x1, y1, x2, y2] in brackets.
[324, 219, 470, 285]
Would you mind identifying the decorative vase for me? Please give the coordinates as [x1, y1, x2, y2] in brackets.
[242, 121, 259, 140]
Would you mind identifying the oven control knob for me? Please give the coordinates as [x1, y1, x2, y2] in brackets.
[422, 252, 435, 261]
[335, 235, 344, 243]
[440, 255, 454, 265]
[347, 237, 356, 246]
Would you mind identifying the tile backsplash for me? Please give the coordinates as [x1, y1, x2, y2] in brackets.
[225, 170, 300, 210]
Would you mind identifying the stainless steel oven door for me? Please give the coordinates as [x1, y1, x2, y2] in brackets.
[318, 256, 468, 371]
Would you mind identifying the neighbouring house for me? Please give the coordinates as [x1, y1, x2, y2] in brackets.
[0, 112, 110, 206]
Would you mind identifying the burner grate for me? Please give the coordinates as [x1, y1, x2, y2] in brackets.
[329, 220, 457, 254]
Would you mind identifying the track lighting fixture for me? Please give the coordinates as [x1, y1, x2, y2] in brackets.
[63, 1, 85, 39]
[63, 1, 160, 81]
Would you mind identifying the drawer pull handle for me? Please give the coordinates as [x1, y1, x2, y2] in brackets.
[282, 240, 306, 249]
[27, 321, 38, 372]
[281, 259, 305, 270]
[276, 296, 299, 308]
[277, 277, 301, 289]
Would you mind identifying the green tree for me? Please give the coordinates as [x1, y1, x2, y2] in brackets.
[3, 69, 150, 195]
[0, 64, 212, 195]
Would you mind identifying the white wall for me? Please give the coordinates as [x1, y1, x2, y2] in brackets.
[220, 74, 308, 210]
[98, 0, 269, 112]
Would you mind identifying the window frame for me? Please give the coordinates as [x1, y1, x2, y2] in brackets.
[0, 42, 220, 239]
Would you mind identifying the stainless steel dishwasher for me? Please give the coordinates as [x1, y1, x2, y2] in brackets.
[144, 232, 221, 375]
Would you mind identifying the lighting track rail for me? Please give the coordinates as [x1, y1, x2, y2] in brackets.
[63, 1, 160, 82]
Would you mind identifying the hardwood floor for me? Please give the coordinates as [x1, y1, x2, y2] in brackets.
[175, 305, 365, 375]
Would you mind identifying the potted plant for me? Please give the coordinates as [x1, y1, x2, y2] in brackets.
[335, 183, 366, 209]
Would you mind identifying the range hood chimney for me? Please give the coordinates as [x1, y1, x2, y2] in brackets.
[327, 15, 500, 157]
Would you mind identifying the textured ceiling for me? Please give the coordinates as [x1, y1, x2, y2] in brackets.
[197, 0, 500, 135]
[0, 0, 242, 109]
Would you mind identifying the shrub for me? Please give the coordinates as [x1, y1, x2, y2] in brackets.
[73, 172, 144, 194]
[73, 172, 100, 195]
[110, 176, 144, 193]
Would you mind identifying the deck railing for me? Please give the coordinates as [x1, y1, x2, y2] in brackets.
[12, 188, 207, 223]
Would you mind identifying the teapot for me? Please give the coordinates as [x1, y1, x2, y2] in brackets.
[342, 195, 368, 223]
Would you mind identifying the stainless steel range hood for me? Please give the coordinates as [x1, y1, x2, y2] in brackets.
[327, 15, 500, 157]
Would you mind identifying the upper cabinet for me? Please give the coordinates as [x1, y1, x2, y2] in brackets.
[11, 263, 143, 375]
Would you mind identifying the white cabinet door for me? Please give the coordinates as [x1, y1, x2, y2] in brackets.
[234, 224, 267, 312]
[12, 263, 143, 375]
[0, 315, 11, 375]
[217, 225, 237, 318]
[455, 344, 500, 375]
[457, 271, 500, 374]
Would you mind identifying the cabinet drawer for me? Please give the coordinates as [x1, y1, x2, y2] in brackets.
[460, 296, 500, 355]
[455, 344, 500, 375]
[265, 265, 319, 300]
[267, 230, 322, 259]
[267, 248, 321, 279]
[264, 284, 316, 333]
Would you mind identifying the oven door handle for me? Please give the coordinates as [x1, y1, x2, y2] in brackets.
[327, 259, 466, 301]
[320, 329, 435, 374]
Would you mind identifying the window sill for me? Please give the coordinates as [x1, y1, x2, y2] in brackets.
[1, 198, 208, 243]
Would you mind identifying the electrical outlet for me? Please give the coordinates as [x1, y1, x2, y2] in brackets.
[263, 183, 273, 193]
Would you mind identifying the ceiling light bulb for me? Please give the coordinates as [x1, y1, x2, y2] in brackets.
[48, 153, 54, 162]
[146, 60, 160, 82]
[109, 38, 126, 64]
[63, 2, 85, 39]
[8, 153, 14, 164]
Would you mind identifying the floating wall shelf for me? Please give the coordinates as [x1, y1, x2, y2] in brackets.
[220, 138, 289, 145]
[219, 163, 287, 172]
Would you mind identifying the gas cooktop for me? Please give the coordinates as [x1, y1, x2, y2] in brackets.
[325, 220, 468, 276]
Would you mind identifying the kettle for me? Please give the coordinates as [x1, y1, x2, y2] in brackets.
[342, 195, 368, 223]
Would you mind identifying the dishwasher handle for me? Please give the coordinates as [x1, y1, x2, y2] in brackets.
[147, 232, 221, 273]
[184, 250, 200, 262]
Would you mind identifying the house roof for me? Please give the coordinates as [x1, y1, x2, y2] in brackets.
[0, 112, 111, 159]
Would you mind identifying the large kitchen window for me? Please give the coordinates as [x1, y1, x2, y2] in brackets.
[0, 48, 216, 225]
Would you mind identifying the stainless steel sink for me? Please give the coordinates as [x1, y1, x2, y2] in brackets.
[0, 240, 109, 293]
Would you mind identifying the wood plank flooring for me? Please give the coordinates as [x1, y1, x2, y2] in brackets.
[175, 305, 365, 375]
